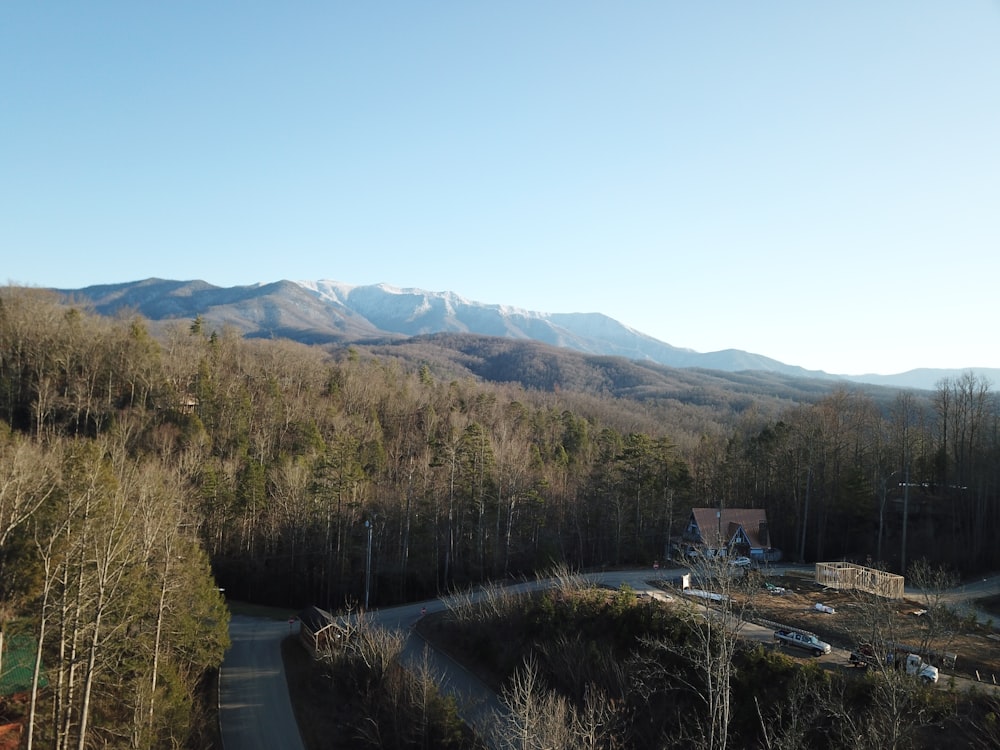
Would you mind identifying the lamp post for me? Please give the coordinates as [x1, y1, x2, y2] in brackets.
[716, 508, 722, 555]
[364, 520, 373, 610]
[901, 465, 910, 576]
[877, 469, 902, 564]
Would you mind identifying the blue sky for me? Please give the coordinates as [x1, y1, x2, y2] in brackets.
[3, 2, 999, 376]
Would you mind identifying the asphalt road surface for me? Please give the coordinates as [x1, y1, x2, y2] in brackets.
[219, 615, 304, 750]
[215, 566, 796, 750]
[390, 603, 507, 744]
[218, 565, 1000, 749]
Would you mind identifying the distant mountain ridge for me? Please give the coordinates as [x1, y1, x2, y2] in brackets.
[52, 278, 997, 391]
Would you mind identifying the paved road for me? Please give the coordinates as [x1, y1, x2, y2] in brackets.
[402, 607, 507, 742]
[366, 570, 708, 744]
[362, 599, 507, 742]
[219, 615, 304, 750]
[218, 564, 1000, 748]
[214, 565, 800, 750]
[923, 574, 1000, 629]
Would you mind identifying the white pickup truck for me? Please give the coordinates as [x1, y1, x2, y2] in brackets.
[901, 653, 939, 683]
[774, 628, 832, 657]
[849, 644, 940, 683]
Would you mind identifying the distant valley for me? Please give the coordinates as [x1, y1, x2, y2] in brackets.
[51, 277, 997, 391]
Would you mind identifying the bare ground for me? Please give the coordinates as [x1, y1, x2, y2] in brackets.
[734, 571, 1000, 682]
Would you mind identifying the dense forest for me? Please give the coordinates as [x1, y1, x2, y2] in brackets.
[1, 287, 999, 745]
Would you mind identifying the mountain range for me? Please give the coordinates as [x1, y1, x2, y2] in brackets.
[52, 278, 996, 391]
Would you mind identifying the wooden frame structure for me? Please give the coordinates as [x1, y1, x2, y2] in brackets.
[815, 561, 904, 599]
[298, 605, 342, 657]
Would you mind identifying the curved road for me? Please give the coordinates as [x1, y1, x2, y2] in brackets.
[219, 566, 1000, 749]
[216, 567, 762, 749]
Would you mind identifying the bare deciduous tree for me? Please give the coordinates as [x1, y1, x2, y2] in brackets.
[846, 580, 940, 750]
[640, 553, 758, 750]
[497, 654, 574, 750]
[906, 557, 959, 660]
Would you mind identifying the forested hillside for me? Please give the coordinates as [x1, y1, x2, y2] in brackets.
[2, 287, 1000, 745]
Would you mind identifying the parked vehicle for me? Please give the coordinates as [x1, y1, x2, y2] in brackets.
[728, 556, 752, 568]
[848, 642, 878, 669]
[774, 629, 831, 657]
[903, 653, 939, 683]
[849, 644, 940, 683]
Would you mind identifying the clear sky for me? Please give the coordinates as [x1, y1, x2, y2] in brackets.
[3, 2, 999, 376]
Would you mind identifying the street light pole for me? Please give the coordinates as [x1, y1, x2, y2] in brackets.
[877, 469, 902, 564]
[878, 478, 887, 564]
[901, 465, 910, 575]
[364, 520, 373, 610]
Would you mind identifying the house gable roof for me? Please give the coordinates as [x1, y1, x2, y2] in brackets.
[690, 507, 769, 548]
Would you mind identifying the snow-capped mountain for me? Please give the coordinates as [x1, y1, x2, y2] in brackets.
[49, 278, 996, 390]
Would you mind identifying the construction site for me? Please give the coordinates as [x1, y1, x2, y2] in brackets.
[743, 564, 1000, 684]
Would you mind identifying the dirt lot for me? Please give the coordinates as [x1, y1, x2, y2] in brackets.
[730, 571, 1000, 682]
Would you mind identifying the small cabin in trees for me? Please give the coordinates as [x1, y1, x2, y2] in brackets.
[298, 605, 340, 657]
[682, 507, 779, 561]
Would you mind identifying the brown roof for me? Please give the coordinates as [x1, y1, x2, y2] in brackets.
[690, 507, 769, 548]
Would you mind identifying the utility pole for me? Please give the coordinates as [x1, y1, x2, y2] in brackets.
[364, 520, 373, 610]
[877, 469, 901, 564]
[901, 464, 910, 575]
[799, 465, 812, 563]
[716, 508, 722, 554]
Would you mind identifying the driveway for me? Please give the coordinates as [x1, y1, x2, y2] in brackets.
[219, 615, 304, 750]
